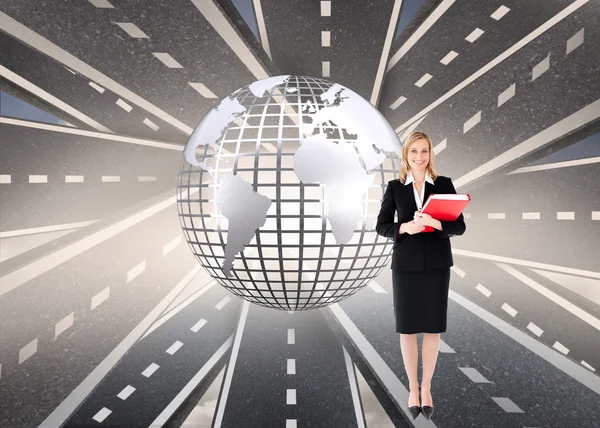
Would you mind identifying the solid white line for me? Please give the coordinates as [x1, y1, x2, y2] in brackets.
[253, 0, 272, 58]
[496, 263, 600, 332]
[453, 248, 600, 279]
[0, 117, 184, 151]
[448, 289, 600, 394]
[190, 0, 270, 81]
[395, 0, 590, 134]
[0, 65, 112, 133]
[0, 220, 97, 238]
[0, 12, 193, 134]
[342, 346, 366, 428]
[39, 266, 201, 428]
[0, 188, 198, 299]
[508, 156, 600, 174]
[370, 0, 402, 106]
[454, 98, 600, 188]
[149, 336, 233, 427]
[386, 0, 456, 72]
[212, 301, 251, 428]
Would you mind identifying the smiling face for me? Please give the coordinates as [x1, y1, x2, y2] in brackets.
[407, 138, 430, 172]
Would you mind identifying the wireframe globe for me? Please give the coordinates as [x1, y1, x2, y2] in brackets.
[177, 75, 402, 311]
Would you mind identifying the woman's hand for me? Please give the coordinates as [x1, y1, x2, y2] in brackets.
[403, 221, 425, 235]
[414, 211, 434, 227]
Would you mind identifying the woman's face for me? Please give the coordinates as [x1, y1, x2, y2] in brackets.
[407, 138, 430, 171]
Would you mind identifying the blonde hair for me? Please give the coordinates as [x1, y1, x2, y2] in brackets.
[398, 131, 438, 184]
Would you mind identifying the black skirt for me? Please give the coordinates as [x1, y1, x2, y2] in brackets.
[392, 267, 451, 334]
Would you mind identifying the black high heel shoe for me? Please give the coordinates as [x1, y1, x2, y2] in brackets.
[408, 385, 421, 420]
[420, 387, 434, 420]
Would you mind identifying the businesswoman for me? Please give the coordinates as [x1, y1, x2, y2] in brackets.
[376, 131, 466, 421]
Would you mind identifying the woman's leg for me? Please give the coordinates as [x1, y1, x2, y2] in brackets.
[400, 333, 420, 406]
[420, 333, 441, 406]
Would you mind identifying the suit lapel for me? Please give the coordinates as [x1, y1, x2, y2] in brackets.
[404, 181, 418, 214]
[423, 180, 435, 207]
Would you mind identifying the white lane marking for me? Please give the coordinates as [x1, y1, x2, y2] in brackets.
[463, 110, 481, 133]
[116, 99, 132, 112]
[522, 212, 540, 220]
[0, 65, 112, 133]
[142, 363, 160, 378]
[55, 312, 74, 339]
[387, 0, 456, 72]
[476, 283, 491, 297]
[92, 407, 112, 423]
[286, 420, 297, 428]
[152, 52, 183, 68]
[212, 301, 251, 428]
[342, 346, 366, 428]
[439, 340, 456, 353]
[322, 61, 331, 77]
[433, 137, 447, 154]
[19, 338, 38, 364]
[286, 389, 297, 405]
[101, 175, 120, 182]
[29, 175, 47, 183]
[533, 268, 600, 306]
[215, 296, 231, 310]
[113, 22, 149, 38]
[117, 385, 136, 400]
[65, 175, 84, 183]
[368, 280, 387, 294]
[491, 397, 524, 413]
[415, 73, 432, 87]
[451, 266, 466, 278]
[532, 53, 551, 81]
[395, 0, 590, 134]
[89, 81, 105, 93]
[88, 0, 113, 7]
[527, 322, 544, 337]
[0, 14, 192, 134]
[490, 5, 510, 20]
[166, 341, 184, 355]
[370, 0, 402, 106]
[448, 289, 600, 394]
[552, 341, 569, 355]
[0, 117, 183, 151]
[287, 359, 296, 375]
[440, 50, 458, 65]
[0, 220, 97, 238]
[138, 176, 157, 182]
[487, 213, 505, 219]
[162, 235, 182, 256]
[509, 156, 600, 174]
[501, 303, 518, 317]
[189, 0, 269, 81]
[459, 367, 491, 383]
[0, 364, 2, 381]
[321, 1, 331, 16]
[389, 95, 406, 110]
[143, 118, 160, 131]
[465, 28, 484, 43]
[188, 82, 217, 99]
[191, 318, 207, 333]
[252, 0, 272, 58]
[498, 82, 516, 107]
[557, 212, 575, 220]
[581, 361, 595, 371]
[39, 267, 202, 427]
[593, 212, 600, 220]
[287, 328, 295, 345]
[0, 187, 198, 298]
[566, 28, 584, 55]
[91, 287, 110, 310]
[321, 31, 331, 47]
[0, 175, 11, 184]
[150, 336, 233, 427]
[127, 261, 146, 283]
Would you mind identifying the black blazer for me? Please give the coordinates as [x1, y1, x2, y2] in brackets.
[376, 175, 466, 272]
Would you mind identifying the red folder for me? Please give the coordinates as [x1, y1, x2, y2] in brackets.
[419, 193, 471, 232]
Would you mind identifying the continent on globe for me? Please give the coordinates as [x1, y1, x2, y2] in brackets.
[216, 174, 271, 277]
[294, 133, 375, 244]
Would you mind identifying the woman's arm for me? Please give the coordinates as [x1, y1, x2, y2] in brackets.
[376, 181, 403, 240]
[435, 177, 466, 238]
